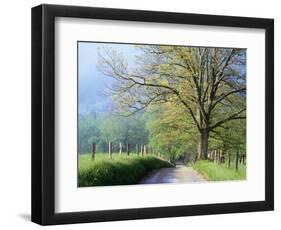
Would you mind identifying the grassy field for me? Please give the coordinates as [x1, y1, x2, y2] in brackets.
[192, 160, 246, 181]
[78, 153, 173, 187]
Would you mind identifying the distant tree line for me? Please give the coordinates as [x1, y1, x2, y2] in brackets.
[78, 112, 148, 153]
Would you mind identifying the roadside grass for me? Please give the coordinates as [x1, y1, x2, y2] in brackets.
[78, 153, 173, 187]
[192, 160, 246, 181]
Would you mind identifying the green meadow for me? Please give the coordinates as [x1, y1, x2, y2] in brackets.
[192, 160, 246, 181]
[78, 153, 173, 187]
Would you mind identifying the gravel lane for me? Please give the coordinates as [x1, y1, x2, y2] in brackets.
[139, 164, 206, 184]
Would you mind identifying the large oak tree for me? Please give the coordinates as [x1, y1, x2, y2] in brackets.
[98, 45, 246, 159]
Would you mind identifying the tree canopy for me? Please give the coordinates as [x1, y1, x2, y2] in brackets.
[97, 45, 246, 159]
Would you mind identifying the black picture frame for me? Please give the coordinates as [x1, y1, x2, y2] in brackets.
[31, 4, 274, 225]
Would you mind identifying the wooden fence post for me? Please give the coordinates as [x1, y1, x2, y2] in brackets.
[136, 144, 139, 156]
[127, 143, 130, 155]
[214, 150, 217, 163]
[119, 142, 122, 155]
[219, 150, 223, 164]
[108, 142, 112, 159]
[235, 150, 239, 171]
[91, 143, 96, 160]
[242, 154, 246, 164]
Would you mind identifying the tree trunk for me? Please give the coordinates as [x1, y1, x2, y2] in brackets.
[197, 129, 209, 160]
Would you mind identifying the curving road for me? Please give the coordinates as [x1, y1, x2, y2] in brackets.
[139, 164, 206, 184]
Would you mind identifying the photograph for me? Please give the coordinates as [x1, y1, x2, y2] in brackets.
[77, 42, 247, 187]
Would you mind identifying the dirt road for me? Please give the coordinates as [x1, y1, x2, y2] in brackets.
[139, 164, 206, 184]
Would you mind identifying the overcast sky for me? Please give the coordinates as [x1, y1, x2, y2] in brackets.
[78, 42, 137, 114]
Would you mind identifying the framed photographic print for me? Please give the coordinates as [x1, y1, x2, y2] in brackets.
[31, 4, 274, 225]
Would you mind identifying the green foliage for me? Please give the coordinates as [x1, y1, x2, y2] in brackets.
[98, 45, 246, 159]
[208, 118, 246, 159]
[101, 113, 148, 144]
[192, 160, 246, 181]
[78, 113, 102, 153]
[78, 154, 173, 186]
[78, 113, 148, 153]
[146, 103, 197, 162]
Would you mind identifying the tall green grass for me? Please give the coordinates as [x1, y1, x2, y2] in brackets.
[192, 160, 246, 181]
[78, 153, 173, 187]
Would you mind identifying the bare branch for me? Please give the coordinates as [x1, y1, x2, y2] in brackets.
[210, 108, 246, 130]
[210, 87, 246, 111]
